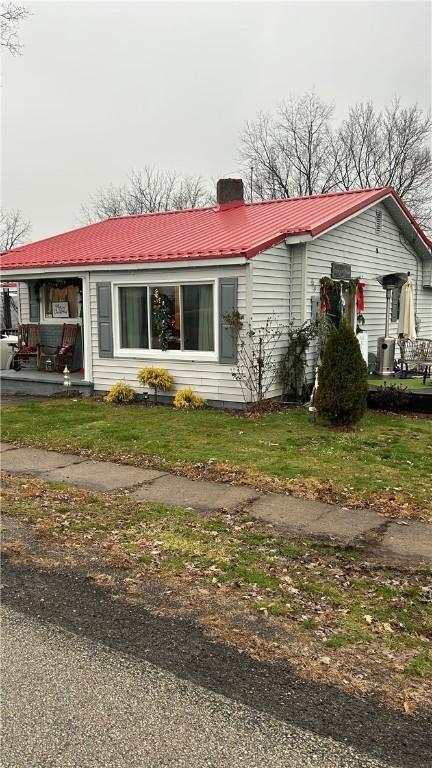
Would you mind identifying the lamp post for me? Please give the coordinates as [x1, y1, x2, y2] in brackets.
[63, 366, 71, 397]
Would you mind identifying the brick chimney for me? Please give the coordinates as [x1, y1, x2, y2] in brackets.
[216, 178, 244, 207]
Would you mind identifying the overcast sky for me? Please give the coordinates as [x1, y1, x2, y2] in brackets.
[2, 0, 431, 241]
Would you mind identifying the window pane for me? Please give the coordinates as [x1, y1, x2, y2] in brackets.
[119, 287, 148, 348]
[151, 286, 181, 350]
[182, 284, 214, 351]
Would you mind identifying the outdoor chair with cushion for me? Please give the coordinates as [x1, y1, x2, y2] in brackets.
[397, 338, 432, 384]
[13, 324, 41, 370]
[39, 323, 80, 372]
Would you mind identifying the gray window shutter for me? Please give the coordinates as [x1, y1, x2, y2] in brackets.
[219, 278, 238, 364]
[96, 283, 113, 358]
[391, 287, 400, 323]
[28, 282, 40, 322]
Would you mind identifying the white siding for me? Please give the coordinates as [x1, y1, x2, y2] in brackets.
[17, 282, 29, 323]
[290, 244, 306, 325]
[250, 241, 291, 398]
[89, 264, 247, 403]
[417, 280, 432, 338]
[306, 202, 432, 360]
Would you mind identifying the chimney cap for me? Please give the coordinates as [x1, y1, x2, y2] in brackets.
[216, 178, 244, 208]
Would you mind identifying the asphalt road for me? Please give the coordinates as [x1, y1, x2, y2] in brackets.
[2, 556, 431, 768]
[2, 606, 389, 768]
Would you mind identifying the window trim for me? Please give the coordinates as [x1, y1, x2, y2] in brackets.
[112, 278, 219, 361]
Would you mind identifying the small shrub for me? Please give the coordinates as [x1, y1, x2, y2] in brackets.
[173, 386, 207, 410]
[104, 381, 136, 405]
[137, 366, 174, 403]
[368, 383, 412, 412]
[315, 321, 368, 427]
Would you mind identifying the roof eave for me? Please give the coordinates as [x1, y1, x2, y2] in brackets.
[0, 253, 249, 279]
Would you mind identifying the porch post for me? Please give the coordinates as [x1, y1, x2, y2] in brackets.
[82, 273, 93, 382]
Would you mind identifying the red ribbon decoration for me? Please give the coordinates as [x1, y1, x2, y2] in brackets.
[356, 280, 365, 313]
[320, 285, 332, 315]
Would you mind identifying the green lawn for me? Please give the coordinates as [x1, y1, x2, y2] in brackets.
[1, 399, 431, 518]
[369, 378, 432, 391]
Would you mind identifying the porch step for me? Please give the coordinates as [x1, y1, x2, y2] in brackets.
[0, 369, 93, 398]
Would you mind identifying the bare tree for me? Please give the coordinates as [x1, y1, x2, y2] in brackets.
[240, 94, 431, 228]
[82, 166, 213, 223]
[225, 312, 285, 405]
[334, 100, 431, 226]
[1, 2, 30, 55]
[0, 209, 31, 251]
[240, 93, 336, 200]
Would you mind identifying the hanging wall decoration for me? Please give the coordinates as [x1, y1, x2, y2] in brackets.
[319, 276, 366, 327]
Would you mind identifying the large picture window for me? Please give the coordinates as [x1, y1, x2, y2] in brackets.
[117, 283, 215, 353]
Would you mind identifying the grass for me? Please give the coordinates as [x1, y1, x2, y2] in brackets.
[369, 378, 432, 391]
[2, 472, 431, 668]
[1, 399, 431, 518]
[2, 472, 432, 712]
[404, 651, 432, 678]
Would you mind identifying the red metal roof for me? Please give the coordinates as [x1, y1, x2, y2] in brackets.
[1, 187, 429, 271]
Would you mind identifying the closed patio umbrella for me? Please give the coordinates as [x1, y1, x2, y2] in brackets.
[398, 278, 416, 340]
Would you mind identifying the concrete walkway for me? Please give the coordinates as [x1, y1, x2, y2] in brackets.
[1, 442, 431, 565]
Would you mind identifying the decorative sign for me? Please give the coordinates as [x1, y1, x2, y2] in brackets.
[52, 301, 69, 318]
[331, 262, 351, 280]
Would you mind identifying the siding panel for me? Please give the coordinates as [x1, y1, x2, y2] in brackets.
[250, 241, 291, 398]
[17, 282, 30, 323]
[89, 265, 247, 402]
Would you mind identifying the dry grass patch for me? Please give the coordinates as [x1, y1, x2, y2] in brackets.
[1, 471, 431, 712]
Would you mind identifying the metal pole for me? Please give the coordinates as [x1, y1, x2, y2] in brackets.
[385, 288, 392, 337]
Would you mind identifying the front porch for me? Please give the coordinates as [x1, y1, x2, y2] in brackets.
[0, 272, 93, 398]
[0, 368, 93, 397]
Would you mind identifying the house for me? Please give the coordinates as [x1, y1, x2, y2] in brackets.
[1, 179, 431, 404]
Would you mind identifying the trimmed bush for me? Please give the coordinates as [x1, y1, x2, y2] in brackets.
[368, 383, 412, 413]
[173, 386, 207, 410]
[104, 381, 136, 405]
[137, 366, 174, 403]
[315, 321, 368, 427]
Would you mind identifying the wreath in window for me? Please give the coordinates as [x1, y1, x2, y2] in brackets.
[152, 289, 174, 351]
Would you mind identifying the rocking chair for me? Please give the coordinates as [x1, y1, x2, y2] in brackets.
[39, 323, 80, 372]
[13, 324, 41, 370]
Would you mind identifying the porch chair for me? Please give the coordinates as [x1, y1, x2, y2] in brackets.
[397, 338, 432, 384]
[39, 323, 80, 372]
[13, 324, 41, 370]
